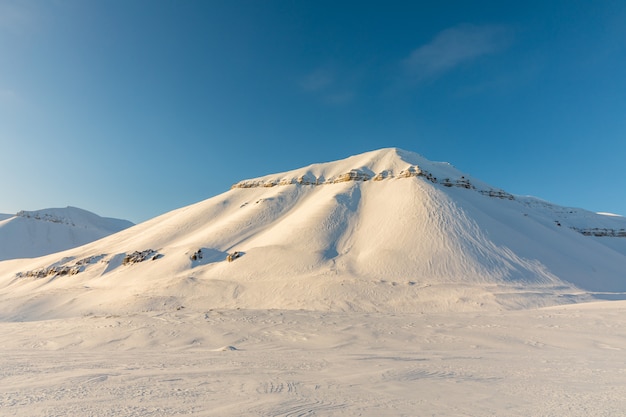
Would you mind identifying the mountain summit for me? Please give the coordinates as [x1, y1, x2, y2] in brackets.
[0, 148, 625, 319]
[0, 207, 133, 261]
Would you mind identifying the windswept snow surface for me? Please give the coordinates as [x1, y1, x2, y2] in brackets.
[1, 148, 626, 416]
[0, 206, 133, 261]
[1, 305, 626, 416]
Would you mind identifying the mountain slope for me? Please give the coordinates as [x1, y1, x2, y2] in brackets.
[0, 207, 134, 261]
[0, 148, 624, 319]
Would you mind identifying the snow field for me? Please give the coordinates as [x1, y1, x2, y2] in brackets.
[1, 304, 626, 416]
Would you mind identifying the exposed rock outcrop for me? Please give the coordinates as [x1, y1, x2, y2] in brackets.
[479, 190, 515, 200]
[190, 249, 203, 261]
[226, 251, 242, 262]
[16, 210, 75, 226]
[231, 165, 509, 200]
[16, 255, 106, 279]
[122, 250, 162, 265]
[571, 227, 626, 238]
[331, 170, 371, 183]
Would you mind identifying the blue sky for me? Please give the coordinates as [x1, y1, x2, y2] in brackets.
[1, 1, 625, 223]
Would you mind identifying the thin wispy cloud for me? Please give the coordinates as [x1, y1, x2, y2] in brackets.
[403, 24, 512, 80]
[299, 68, 335, 92]
[299, 67, 355, 105]
[324, 91, 355, 105]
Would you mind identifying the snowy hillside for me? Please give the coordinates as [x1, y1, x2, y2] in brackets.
[0, 207, 134, 261]
[0, 148, 625, 319]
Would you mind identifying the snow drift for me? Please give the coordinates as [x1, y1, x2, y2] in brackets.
[0, 148, 625, 319]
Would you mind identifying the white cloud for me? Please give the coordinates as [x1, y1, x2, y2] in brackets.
[403, 24, 512, 79]
[299, 68, 335, 92]
[324, 91, 355, 105]
[299, 67, 355, 105]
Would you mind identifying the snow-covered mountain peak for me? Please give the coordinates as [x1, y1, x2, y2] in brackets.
[16, 207, 84, 226]
[0, 207, 133, 261]
[14, 206, 132, 232]
[1, 148, 625, 319]
[235, 148, 450, 184]
[232, 147, 510, 199]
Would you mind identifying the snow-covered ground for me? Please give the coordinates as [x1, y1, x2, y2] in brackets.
[1, 148, 625, 415]
[1, 304, 626, 416]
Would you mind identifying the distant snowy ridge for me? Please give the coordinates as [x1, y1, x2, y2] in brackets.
[0, 206, 133, 261]
[14, 206, 132, 232]
[517, 196, 626, 238]
[16, 209, 81, 226]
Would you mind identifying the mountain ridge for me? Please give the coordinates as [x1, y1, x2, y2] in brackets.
[0, 148, 624, 319]
[232, 148, 500, 192]
[0, 206, 134, 261]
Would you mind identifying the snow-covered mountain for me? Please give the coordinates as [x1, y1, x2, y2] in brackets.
[0, 148, 624, 319]
[0, 207, 134, 261]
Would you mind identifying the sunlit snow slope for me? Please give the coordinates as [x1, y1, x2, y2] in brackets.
[0, 207, 133, 261]
[0, 148, 624, 319]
